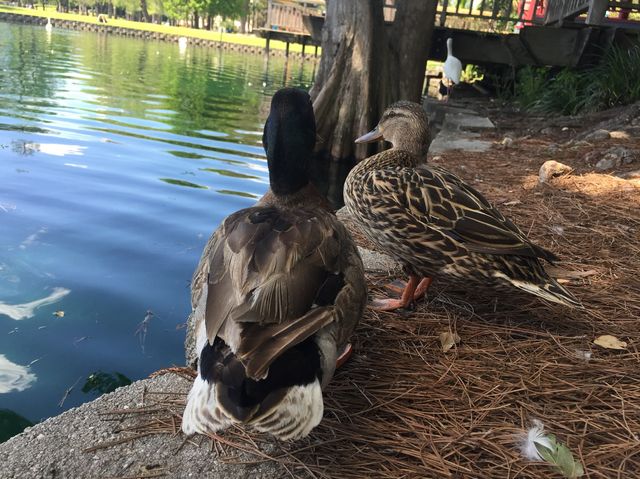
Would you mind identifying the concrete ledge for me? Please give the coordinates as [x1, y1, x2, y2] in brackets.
[0, 374, 284, 478]
[0, 12, 315, 59]
[0, 241, 400, 477]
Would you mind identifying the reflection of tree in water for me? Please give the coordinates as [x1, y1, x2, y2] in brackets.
[82, 371, 132, 396]
[74, 33, 315, 138]
[0, 409, 34, 443]
[0, 25, 68, 102]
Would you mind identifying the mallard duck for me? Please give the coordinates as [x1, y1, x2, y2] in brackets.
[343, 101, 581, 311]
[182, 88, 366, 441]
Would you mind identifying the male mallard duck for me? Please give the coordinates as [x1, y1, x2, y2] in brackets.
[182, 88, 366, 441]
[343, 101, 581, 311]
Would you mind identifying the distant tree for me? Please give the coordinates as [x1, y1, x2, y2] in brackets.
[311, 0, 438, 161]
[140, 0, 150, 21]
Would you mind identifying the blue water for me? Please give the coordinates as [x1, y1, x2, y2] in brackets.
[0, 22, 316, 434]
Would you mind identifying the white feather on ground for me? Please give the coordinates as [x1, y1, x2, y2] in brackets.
[521, 419, 554, 460]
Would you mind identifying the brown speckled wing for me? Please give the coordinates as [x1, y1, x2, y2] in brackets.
[197, 205, 365, 380]
[352, 161, 556, 264]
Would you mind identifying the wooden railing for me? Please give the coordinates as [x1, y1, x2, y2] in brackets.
[384, 0, 545, 27]
[545, 0, 640, 24]
[384, 0, 640, 28]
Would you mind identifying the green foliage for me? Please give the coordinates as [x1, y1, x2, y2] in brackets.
[82, 371, 132, 395]
[0, 409, 34, 443]
[535, 433, 585, 478]
[512, 43, 640, 115]
[460, 64, 484, 84]
[514, 66, 547, 109]
[534, 69, 587, 116]
[586, 43, 640, 110]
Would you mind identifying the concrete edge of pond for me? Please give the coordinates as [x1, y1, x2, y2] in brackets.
[0, 374, 285, 479]
[0, 247, 400, 479]
[0, 12, 316, 60]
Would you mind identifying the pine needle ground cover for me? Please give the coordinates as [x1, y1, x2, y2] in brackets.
[90, 102, 640, 478]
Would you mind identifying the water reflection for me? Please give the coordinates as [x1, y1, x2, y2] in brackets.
[0, 287, 70, 321]
[159, 178, 208, 189]
[0, 21, 317, 437]
[0, 355, 37, 393]
[0, 409, 34, 442]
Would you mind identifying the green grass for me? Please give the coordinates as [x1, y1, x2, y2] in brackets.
[510, 43, 640, 115]
[0, 4, 318, 53]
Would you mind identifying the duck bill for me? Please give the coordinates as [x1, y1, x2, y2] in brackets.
[355, 127, 383, 144]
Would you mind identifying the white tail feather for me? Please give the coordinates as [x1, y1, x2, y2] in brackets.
[182, 376, 234, 436]
[252, 380, 323, 441]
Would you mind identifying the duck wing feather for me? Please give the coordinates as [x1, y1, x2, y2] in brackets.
[196, 205, 363, 380]
[357, 161, 557, 263]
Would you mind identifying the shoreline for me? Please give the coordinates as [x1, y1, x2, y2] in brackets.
[0, 10, 318, 59]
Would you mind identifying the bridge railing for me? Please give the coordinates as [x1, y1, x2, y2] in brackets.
[384, 0, 545, 29]
[544, 0, 640, 25]
[384, 0, 640, 29]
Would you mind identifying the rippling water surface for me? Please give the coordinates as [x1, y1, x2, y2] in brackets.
[0, 22, 317, 435]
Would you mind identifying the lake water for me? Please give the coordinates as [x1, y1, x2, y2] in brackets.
[0, 22, 319, 439]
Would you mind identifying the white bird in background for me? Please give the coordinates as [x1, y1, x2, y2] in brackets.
[178, 36, 188, 50]
[45, 18, 53, 32]
[442, 37, 462, 101]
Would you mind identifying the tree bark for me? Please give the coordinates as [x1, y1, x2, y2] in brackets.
[310, 0, 437, 161]
[139, 0, 150, 22]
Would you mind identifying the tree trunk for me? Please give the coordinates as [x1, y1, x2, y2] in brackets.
[139, 0, 150, 22]
[389, 0, 438, 101]
[240, 0, 250, 33]
[310, 0, 437, 161]
[310, 0, 387, 161]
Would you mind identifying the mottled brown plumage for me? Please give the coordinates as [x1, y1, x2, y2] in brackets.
[183, 88, 366, 441]
[344, 101, 581, 310]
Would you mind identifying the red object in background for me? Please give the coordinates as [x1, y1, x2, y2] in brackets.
[515, 0, 547, 29]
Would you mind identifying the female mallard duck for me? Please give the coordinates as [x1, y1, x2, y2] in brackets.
[182, 88, 366, 441]
[343, 101, 581, 311]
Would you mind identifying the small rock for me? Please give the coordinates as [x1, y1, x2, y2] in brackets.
[541, 127, 555, 135]
[617, 169, 640, 180]
[539, 160, 573, 183]
[595, 157, 619, 171]
[546, 143, 559, 155]
[501, 137, 514, 147]
[609, 130, 630, 140]
[570, 140, 592, 150]
[585, 129, 610, 141]
[594, 147, 637, 171]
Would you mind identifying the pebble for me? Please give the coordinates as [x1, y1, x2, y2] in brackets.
[500, 137, 514, 147]
[609, 130, 630, 140]
[539, 160, 573, 183]
[546, 143, 559, 155]
[585, 129, 610, 141]
[593, 147, 637, 171]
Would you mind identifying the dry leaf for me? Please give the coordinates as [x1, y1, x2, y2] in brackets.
[53, 310, 65, 318]
[523, 420, 584, 478]
[503, 200, 522, 206]
[439, 332, 460, 352]
[593, 335, 627, 350]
